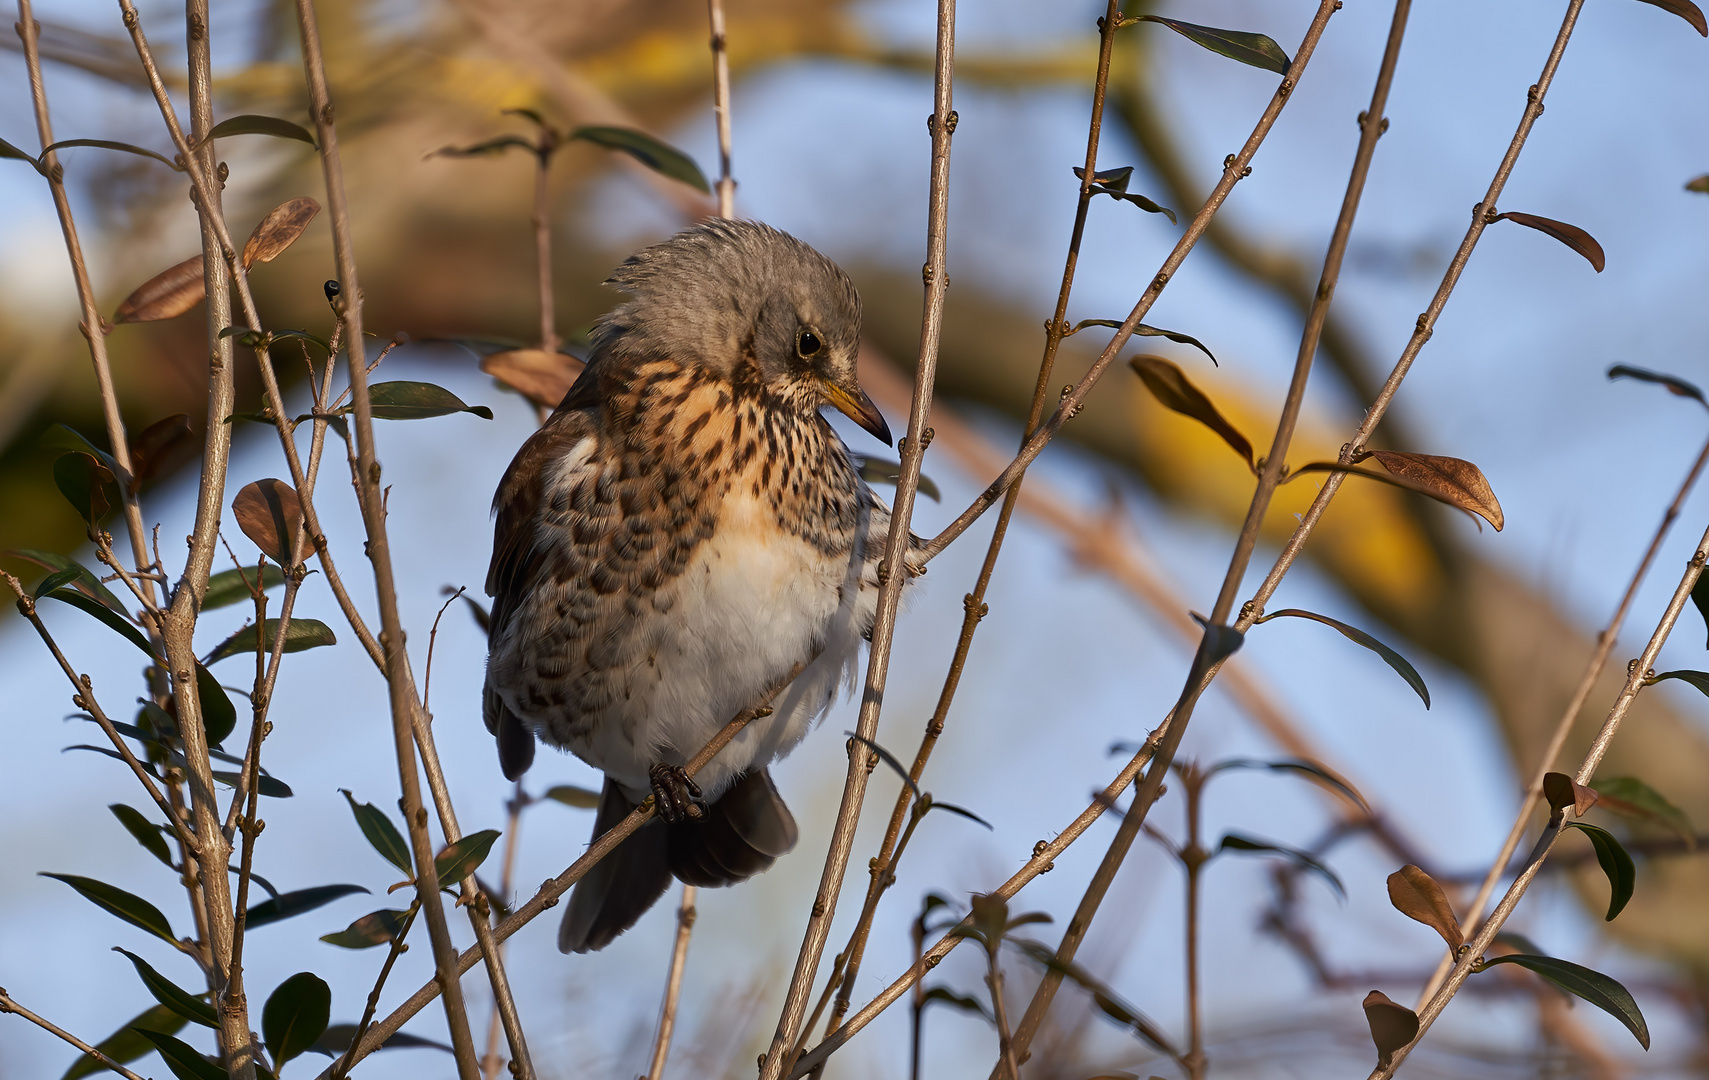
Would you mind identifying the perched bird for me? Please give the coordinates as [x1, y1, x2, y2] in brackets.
[483, 219, 915, 952]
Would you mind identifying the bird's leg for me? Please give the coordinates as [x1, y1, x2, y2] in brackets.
[649, 763, 705, 824]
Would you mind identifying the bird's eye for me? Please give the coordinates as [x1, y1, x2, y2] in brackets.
[796, 328, 823, 359]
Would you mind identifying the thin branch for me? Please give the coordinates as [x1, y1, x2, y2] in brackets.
[706, 0, 735, 218]
[0, 988, 149, 1080]
[531, 136, 558, 355]
[645, 884, 699, 1080]
[756, 3, 956, 1073]
[1417, 429, 1709, 1005]
[333, 900, 420, 1080]
[480, 784, 527, 1080]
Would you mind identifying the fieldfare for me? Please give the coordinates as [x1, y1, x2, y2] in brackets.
[483, 219, 917, 952]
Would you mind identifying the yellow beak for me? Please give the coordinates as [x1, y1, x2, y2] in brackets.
[824, 383, 893, 446]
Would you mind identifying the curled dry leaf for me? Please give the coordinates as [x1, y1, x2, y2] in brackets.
[1491, 211, 1606, 273]
[127, 413, 196, 493]
[1542, 771, 1598, 820]
[242, 197, 320, 267]
[1366, 450, 1504, 531]
[1362, 990, 1420, 1067]
[232, 478, 305, 566]
[1386, 864, 1462, 950]
[1129, 355, 1254, 470]
[113, 254, 204, 323]
[1607, 363, 1706, 405]
[480, 348, 585, 409]
[1636, 0, 1707, 36]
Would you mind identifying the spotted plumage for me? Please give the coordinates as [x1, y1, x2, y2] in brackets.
[482, 219, 914, 952]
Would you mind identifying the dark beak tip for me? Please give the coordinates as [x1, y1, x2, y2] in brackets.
[871, 414, 894, 447]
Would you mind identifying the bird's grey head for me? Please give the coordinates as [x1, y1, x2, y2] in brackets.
[592, 219, 891, 444]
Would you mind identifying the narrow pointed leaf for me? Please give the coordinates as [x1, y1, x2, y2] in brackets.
[131, 1028, 226, 1080]
[1476, 954, 1649, 1048]
[195, 663, 236, 747]
[1129, 355, 1252, 469]
[40, 873, 176, 944]
[480, 347, 584, 408]
[1691, 575, 1709, 649]
[246, 884, 369, 930]
[1362, 990, 1419, 1067]
[359, 381, 494, 420]
[542, 784, 601, 809]
[921, 987, 993, 1021]
[8, 548, 126, 613]
[1127, 16, 1291, 75]
[311, 1024, 453, 1056]
[341, 789, 414, 875]
[0, 136, 42, 169]
[113, 948, 217, 1029]
[110, 804, 173, 865]
[114, 255, 205, 323]
[1367, 450, 1504, 531]
[200, 114, 315, 148]
[263, 972, 331, 1067]
[1256, 608, 1430, 708]
[40, 138, 180, 171]
[232, 478, 305, 566]
[202, 564, 287, 610]
[214, 769, 292, 798]
[1563, 821, 1636, 920]
[1071, 167, 1176, 222]
[569, 125, 709, 192]
[1113, 190, 1178, 224]
[1217, 833, 1345, 899]
[41, 587, 156, 658]
[1010, 939, 1179, 1056]
[1205, 758, 1369, 812]
[1646, 669, 1709, 697]
[1635, 0, 1707, 35]
[845, 732, 922, 800]
[34, 567, 84, 599]
[925, 800, 994, 829]
[241, 197, 320, 268]
[54, 451, 119, 524]
[1591, 775, 1695, 847]
[60, 1002, 187, 1080]
[204, 617, 336, 665]
[1386, 864, 1462, 948]
[432, 135, 537, 158]
[1608, 363, 1706, 405]
[1492, 211, 1605, 272]
[320, 907, 410, 949]
[435, 830, 501, 888]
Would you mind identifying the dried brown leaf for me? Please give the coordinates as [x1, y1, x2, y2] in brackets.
[1129, 355, 1254, 470]
[1367, 450, 1504, 531]
[127, 414, 196, 493]
[232, 478, 305, 566]
[1636, 0, 1707, 36]
[113, 255, 204, 323]
[1542, 771, 1598, 820]
[242, 197, 321, 268]
[1362, 990, 1419, 1067]
[479, 348, 585, 409]
[1492, 211, 1606, 272]
[1386, 864, 1462, 949]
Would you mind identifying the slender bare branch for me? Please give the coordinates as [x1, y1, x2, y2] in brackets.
[706, 0, 735, 218]
[0, 988, 149, 1080]
[333, 900, 420, 1080]
[645, 885, 699, 1080]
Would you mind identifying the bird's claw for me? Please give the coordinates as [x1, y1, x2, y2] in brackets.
[649, 763, 704, 824]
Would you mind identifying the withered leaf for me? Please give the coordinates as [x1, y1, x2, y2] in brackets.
[127, 414, 196, 493]
[1607, 363, 1705, 405]
[1492, 211, 1605, 273]
[1367, 450, 1504, 531]
[480, 348, 585, 409]
[1362, 990, 1419, 1067]
[1542, 771, 1598, 820]
[113, 255, 204, 323]
[1635, 0, 1707, 36]
[1688, 173, 1709, 193]
[1129, 355, 1253, 470]
[232, 478, 305, 566]
[1386, 865, 1462, 949]
[242, 197, 320, 268]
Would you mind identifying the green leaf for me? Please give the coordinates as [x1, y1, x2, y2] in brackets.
[40, 138, 182, 171]
[204, 618, 337, 664]
[1217, 833, 1346, 899]
[195, 663, 237, 747]
[1692, 574, 1709, 648]
[113, 948, 217, 1029]
[212, 769, 294, 798]
[200, 114, 316, 149]
[569, 125, 710, 192]
[7, 549, 127, 613]
[1476, 954, 1649, 1049]
[130, 1028, 226, 1080]
[40, 423, 121, 477]
[320, 907, 410, 949]
[341, 789, 414, 875]
[1124, 15, 1292, 75]
[434, 829, 501, 888]
[263, 973, 332, 1068]
[1255, 608, 1430, 708]
[1204, 758, 1369, 812]
[41, 586, 156, 658]
[245, 884, 370, 930]
[1635, 0, 1707, 36]
[54, 451, 120, 525]
[1689, 173, 1709, 193]
[1646, 669, 1709, 697]
[0, 135, 42, 170]
[311, 1024, 453, 1057]
[1491, 211, 1605, 273]
[542, 784, 601, 809]
[1591, 775, 1695, 847]
[109, 804, 174, 866]
[1563, 821, 1636, 921]
[432, 135, 538, 158]
[34, 567, 84, 599]
[40, 872, 176, 944]
[1070, 166, 1177, 224]
[203, 564, 288, 610]
[358, 381, 494, 420]
[1130, 355, 1252, 469]
[61, 1002, 187, 1080]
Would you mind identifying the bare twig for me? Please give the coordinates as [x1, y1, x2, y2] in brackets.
[645, 884, 699, 1080]
[479, 784, 526, 1080]
[333, 900, 420, 1080]
[0, 988, 149, 1080]
[706, 0, 735, 218]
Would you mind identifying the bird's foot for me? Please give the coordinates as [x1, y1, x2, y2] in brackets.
[649, 763, 704, 824]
